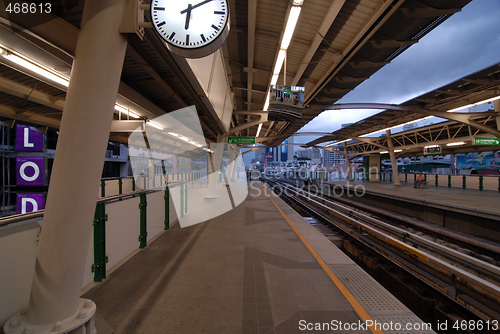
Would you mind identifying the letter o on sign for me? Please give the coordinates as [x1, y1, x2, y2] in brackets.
[20, 161, 40, 182]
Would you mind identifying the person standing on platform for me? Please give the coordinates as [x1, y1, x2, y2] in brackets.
[414, 172, 425, 188]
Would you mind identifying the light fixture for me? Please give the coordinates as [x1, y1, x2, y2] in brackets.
[263, 92, 270, 111]
[446, 141, 466, 146]
[167, 131, 207, 149]
[394, 149, 403, 152]
[424, 145, 440, 149]
[0, 45, 69, 87]
[270, 74, 279, 85]
[379, 151, 389, 154]
[273, 49, 286, 75]
[146, 120, 164, 130]
[114, 104, 141, 119]
[281, 6, 301, 50]
[325, 138, 351, 147]
[262, 2, 303, 113]
[256, 123, 263, 137]
[447, 96, 500, 113]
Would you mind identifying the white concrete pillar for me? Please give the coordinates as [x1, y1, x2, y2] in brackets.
[230, 147, 240, 181]
[28, 0, 128, 327]
[207, 134, 225, 197]
[343, 144, 353, 180]
[386, 130, 400, 186]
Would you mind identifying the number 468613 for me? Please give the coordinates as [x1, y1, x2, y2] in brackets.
[5, 2, 52, 14]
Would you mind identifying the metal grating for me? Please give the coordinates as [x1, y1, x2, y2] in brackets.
[308, 238, 355, 264]
[330, 264, 409, 315]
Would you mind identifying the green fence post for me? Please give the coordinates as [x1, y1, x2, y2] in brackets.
[92, 203, 107, 282]
[164, 188, 170, 230]
[405, 173, 408, 183]
[100, 179, 106, 198]
[389, 173, 392, 183]
[462, 175, 466, 190]
[184, 183, 188, 214]
[424, 174, 427, 184]
[139, 193, 147, 248]
[435, 174, 438, 187]
[118, 178, 123, 201]
[180, 185, 184, 218]
[479, 176, 484, 191]
[448, 175, 452, 188]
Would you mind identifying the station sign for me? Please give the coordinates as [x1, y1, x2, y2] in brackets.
[423, 145, 441, 155]
[16, 193, 44, 214]
[228, 137, 256, 145]
[16, 124, 44, 151]
[474, 138, 500, 145]
[16, 157, 46, 186]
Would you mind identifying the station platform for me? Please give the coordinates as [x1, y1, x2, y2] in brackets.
[82, 182, 433, 334]
[321, 179, 500, 220]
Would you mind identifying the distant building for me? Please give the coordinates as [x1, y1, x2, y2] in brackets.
[322, 149, 345, 166]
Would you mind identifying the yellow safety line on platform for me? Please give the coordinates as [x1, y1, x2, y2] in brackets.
[258, 183, 384, 334]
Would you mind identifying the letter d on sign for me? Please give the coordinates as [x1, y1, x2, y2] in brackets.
[16, 193, 44, 214]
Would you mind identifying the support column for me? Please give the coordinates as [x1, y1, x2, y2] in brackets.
[343, 144, 353, 180]
[28, 0, 128, 328]
[230, 148, 240, 181]
[386, 130, 401, 186]
[206, 134, 225, 201]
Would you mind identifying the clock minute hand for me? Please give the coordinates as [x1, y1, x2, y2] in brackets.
[184, 4, 192, 30]
[180, 0, 212, 13]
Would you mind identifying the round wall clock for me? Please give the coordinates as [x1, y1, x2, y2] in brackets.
[151, 0, 230, 58]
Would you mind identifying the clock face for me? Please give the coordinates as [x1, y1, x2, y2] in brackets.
[151, 0, 229, 51]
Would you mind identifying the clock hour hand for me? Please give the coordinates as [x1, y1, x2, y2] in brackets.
[180, 0, 212, 13]
[184, 4, 192, 30]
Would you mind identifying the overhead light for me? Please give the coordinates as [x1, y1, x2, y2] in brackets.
[281, 6, 301, 50]
[270, 74, 279, 85]
[114, 104, 141, 119]
[292, 0, 304, 5]
[256, 123, 263, 137]
[167, 131, 206, 148]
[447, 141, 466, 146]
[0, 45, 69, 87]
[273, 49, 286, 75]
[146, 120, 164, 130]
[263, 92, 270, 111]
[379, 151, 389, 154]
[447, 95, 500, 113]
[394, 149, 403, 152]
[424, 145, 440, 149]
[325, 138, 350, 147]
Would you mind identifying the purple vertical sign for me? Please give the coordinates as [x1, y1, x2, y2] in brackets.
[16, 124, 44, 151]
[16, 193, 44, 214]
[16, 157, 45, 186]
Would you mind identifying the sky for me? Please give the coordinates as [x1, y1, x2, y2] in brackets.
[299, 0, 500, 140]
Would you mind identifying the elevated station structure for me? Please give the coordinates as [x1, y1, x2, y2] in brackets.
[0, 0, 496, 333]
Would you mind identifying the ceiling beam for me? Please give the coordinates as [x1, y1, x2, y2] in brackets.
[291, 0, 346, 86]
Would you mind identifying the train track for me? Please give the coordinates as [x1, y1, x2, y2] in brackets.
[263, 178, 500, 333]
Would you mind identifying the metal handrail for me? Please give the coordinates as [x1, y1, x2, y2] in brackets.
[0, 181, 189, 228]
